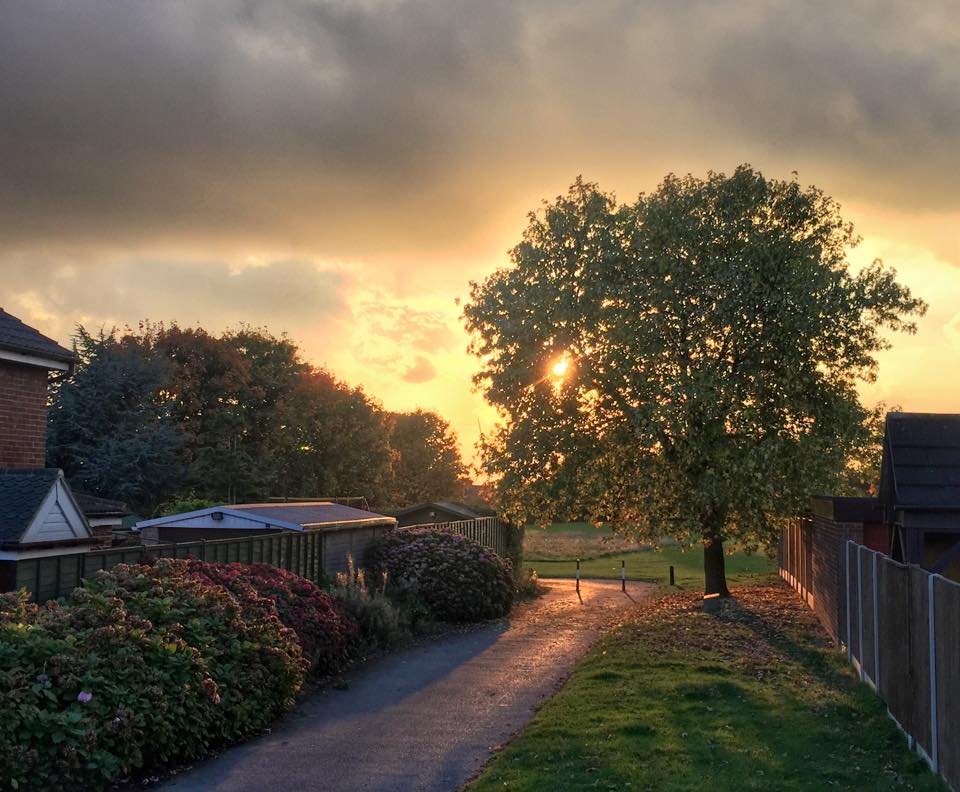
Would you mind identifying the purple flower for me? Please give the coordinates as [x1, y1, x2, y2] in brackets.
[77, 691, 93, 703]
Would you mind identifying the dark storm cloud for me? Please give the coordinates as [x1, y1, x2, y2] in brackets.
[0, 0, 958, 254]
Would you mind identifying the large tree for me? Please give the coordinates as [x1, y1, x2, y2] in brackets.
[388, 410, 467, 506]
[464, 167, 926, 596]
[47, 328, 185, 513]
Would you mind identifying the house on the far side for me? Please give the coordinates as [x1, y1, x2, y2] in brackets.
[73, 491, 131, 547]
[394, 500, 493, 527]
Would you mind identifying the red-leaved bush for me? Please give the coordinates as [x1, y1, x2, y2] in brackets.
[185, 562, 359, 675]
[365, 529, 514, 622]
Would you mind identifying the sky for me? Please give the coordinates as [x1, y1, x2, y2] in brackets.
[1, 0, 959, 467]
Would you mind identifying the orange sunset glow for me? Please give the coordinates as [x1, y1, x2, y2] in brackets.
[1, 2, 958, 464]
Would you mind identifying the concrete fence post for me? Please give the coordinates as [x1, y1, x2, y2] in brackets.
[857, 543, 864, 680]
[845, 540, 852, 662]
[872, 551, 880, 689]
[928, 573, 939, 774]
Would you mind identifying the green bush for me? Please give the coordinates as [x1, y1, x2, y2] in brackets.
[0, 559, 306, 791]
[365, 528, 514, 622]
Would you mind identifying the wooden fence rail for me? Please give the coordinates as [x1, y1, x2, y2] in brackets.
[10, 516, 515, 603]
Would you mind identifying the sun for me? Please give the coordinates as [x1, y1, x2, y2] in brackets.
[550, 354, 570, 379]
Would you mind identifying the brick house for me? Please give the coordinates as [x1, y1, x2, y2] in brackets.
[0, 309, 102, 591]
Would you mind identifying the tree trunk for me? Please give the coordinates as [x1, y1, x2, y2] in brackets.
[703, 533, 731, 598]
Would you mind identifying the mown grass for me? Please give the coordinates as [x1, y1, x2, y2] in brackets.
[529, 546, 775, 588]
[524, 520, 775, 589]
[468, 584, 944, 792]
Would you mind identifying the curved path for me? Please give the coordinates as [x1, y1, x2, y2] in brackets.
[161, 578, 650, 792]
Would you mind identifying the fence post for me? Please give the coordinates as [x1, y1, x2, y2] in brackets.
[845, 540, 852, 663]
[857, 544, 864, 681]
[928, 573, 939, 773]
[621, 559, 625, 592]
[576, 558, 580, 594]
[872, 551, 880, 689]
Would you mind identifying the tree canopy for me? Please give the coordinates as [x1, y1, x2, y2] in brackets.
[388, 409, 468, 506]
[48, 323, 466, 515]
[464, 166, 926, 595]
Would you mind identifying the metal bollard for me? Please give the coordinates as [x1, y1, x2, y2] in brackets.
[621, 559, 626, 592]
[576, 558, 580, 594]
[669, 565, 675, 586]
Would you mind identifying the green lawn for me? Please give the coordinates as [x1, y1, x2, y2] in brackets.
[468, 584, 944, 792]
[532, 521, 614, 535]
[523, 522, 775, 588]
[528, 545, 776, 588]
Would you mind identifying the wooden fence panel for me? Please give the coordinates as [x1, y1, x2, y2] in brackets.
[877, 557, 914, 734]
[934, 576, 960, 789]
[908, 565, 933, 760]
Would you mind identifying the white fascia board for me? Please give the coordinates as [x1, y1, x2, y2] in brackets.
[0, 545, 91, 561]
[0, 348, 71, 371]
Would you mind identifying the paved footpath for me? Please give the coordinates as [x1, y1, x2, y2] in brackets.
[161, 578, 650, 792]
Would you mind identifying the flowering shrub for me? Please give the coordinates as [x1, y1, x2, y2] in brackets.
[0, 560, 306, 791]
[185, 561, 359, 675]
[365, 528, 514, 622]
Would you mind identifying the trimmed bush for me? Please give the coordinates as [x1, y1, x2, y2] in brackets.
[0, 560, 306, 792]
[185, 561, 359, 675]
[365, 528, 514, 622]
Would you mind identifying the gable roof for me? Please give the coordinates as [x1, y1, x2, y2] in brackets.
[0, 468, 92, 548]
[0, 468, 61, 544]
[0, 309, 75, 367]
[880, 413, 960, 510]
[394, 501, 481, 521]
[136, 501, 396, 532]
[73, 491, 130, 518]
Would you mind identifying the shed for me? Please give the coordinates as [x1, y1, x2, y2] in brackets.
[136, 501, 397, 576]
[394, 500, 491, 527]
[880, 412, 960, 576]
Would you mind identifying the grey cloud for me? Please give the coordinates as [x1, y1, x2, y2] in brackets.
[0, 0, 958, 258]
[0, 256, 350, 345]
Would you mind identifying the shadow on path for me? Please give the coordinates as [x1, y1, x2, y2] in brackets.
[161, 579, 649, 792]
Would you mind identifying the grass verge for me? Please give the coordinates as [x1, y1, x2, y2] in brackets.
[467, 583, 944, 792]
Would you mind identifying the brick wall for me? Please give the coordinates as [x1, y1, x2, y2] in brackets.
[0, 359, 49, 468]
[780, 515, 864, 642]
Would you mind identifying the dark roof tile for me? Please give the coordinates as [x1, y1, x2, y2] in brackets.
[883, 413, 960, 509]
[0, 308, 75, 365]
[0, 468, 61, 544]
[73, 491, 130, 517]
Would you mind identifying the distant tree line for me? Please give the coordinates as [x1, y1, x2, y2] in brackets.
[47, 323, 468, 515]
